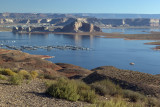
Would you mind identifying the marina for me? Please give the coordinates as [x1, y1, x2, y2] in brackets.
[0, 43, 91, 51]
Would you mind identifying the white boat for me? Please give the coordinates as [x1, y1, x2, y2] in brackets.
[130, 62, 135, 65]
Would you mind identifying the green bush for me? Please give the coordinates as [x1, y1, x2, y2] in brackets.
[42, 73, 57, 80]
[30, 71, 38, 79]
[18, 70, 32, 80]
[46, 78, 79, 101]
[45, 80, 57, 87]
[146, 97, 160, 107]
[9, 74, 23, 85]
[76, 81, 97, 103]
[0, 68, 16, 76]
[0, 74, 8, 80]
[91, 79, 122, 96]
[123, 90, 146, 102]
[96, 100, 128, 107]
[90, 98, 145, 107]
[46, 78, 97, 103]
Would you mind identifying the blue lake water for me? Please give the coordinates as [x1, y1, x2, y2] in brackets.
[0, 29, 160, 75]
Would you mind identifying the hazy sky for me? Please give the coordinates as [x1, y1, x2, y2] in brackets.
[0, 0, 160, 14]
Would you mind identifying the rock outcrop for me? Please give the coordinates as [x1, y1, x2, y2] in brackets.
[54, 20, 102, 33]
[12, 26, 49, 33]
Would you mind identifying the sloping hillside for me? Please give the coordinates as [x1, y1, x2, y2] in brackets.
[83, 66, 160, 96]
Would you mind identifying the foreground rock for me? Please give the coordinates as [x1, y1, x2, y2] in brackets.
[83, 66, 160, 96]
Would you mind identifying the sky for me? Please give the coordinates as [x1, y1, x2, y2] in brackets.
[0, 0, 160, 14]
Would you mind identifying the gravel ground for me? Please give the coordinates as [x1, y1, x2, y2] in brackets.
[0, 79, 87, 107]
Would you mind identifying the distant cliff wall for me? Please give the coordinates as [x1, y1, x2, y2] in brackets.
[12, 26, 49, 33]
[1, 18, 160, 27]
[125, 19, 150, 26]
[100, 19, 123, 27]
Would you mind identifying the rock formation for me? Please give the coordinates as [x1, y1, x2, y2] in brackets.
[54, 20, 102, 33]
[12, 26, 49, 33]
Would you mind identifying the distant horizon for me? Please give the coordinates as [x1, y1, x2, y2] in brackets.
[1, 12, 160, 15]
[1, 0, 160, 14]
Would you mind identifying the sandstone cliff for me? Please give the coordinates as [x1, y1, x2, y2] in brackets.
[54, 20, 102, 33]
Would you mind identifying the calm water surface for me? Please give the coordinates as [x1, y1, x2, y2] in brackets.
[102, 28, 160, 34]
[0, 29, 160, 75]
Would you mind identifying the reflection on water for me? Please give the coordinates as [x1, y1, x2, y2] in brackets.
[0, 32, 160, 75]
[74, 34, 94, 48]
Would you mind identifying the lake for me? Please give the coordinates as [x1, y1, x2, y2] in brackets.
[102, 28, 160, 34]
[0, 29, 160, 75]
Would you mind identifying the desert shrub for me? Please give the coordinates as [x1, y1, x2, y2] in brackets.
[146, 97, 160, 107]
[90, 98, 145, 107]
[46, 77, 79, 101]
[92, 97, 131, 107]
[30, 71, 38, 79]
[12, 68, 19, 73]
[46, 78, 97, 103]
[91, 79, 122, 96]
[9, 74, 23, 85]
[76, 80, 97, 103]
[0, 68, 4, 74]
[0, 74, 8, 80]
[43, 73, 57, 80]
[0, 68, 16, 76]
[18, 70, 32, 80]
[37, 73, 44, 79]
[123, 90, 146, 102]
[96, 100, 128, 107]
[45, 80, 57, 87]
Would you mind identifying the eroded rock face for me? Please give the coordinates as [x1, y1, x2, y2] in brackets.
[55, 20, 102, 33]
